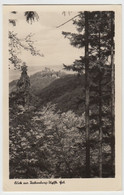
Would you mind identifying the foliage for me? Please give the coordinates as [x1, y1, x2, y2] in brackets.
[9, 10, 115, 178]
[62, 11, 115, 177]
[62, 11, 114, 72]
[9, 102, 86, 178]
[9, 11, 43, 69]
[10, 69, 112, 115]
[9, 97, 112, 178]
[9, 31, 43, 69]
[24, 11, 39, 23]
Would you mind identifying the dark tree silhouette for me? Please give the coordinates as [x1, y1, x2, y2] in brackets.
[62, 11, 115, 177]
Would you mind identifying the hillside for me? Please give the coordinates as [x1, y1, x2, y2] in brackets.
[30, 68, 66, 95]
[37, 74, 85, 114]
[9, 67, 111, 115]
[9, 67, 113, 178]
[9, 67, 66, 95]
[9, 68, 85, 114]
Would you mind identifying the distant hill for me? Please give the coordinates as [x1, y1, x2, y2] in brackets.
[29, 68, 66, 95]
[9, 66, 111, 115]
[9, 65, 67, 82]
[9, 68, 85, 114]
[36, 74, 85, 114]
[9, 67, 66, 95]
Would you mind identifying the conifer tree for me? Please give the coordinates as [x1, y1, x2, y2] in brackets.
[17, 62, 30, 107]
[84, 11, 90, 178]
[62, 11, 115, 177]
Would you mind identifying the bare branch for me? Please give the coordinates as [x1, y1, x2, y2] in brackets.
[56, 14, 80, 28]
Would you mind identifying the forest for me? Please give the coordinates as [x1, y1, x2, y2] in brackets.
[9, 11, 115, 178]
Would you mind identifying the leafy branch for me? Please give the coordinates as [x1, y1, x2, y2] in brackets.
[9, 31, 44, 68]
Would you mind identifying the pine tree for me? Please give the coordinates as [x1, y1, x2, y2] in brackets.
[16, 62, 30, 107]
[62, 11, 115, 177]
[84, 11, 90, 178]
[63, 11, 91, 177]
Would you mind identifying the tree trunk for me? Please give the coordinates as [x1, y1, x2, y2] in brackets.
[111, 12, 115, 177]
[98, 29, 103, 178]
[84, 11, 90, 178]
[98, 75, 102, 177]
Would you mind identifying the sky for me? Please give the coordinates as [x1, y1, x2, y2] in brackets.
[9, 11, 83, 72]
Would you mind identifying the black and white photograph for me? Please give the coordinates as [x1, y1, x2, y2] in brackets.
[3, 4, 122, 191]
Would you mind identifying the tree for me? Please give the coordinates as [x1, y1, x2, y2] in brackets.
[84, 11, 90, 178]
[9, 10, 115, 178]
[9, 102, 86, 178]
[16, 62, 30, 107]
[24, 11, 39, 23]
[110, 11, 115, 177]
[62, 11, 115, 177]
[62, 11, 91, 177]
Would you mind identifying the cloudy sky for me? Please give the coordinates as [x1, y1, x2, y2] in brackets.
[9, 11, 83, 71]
